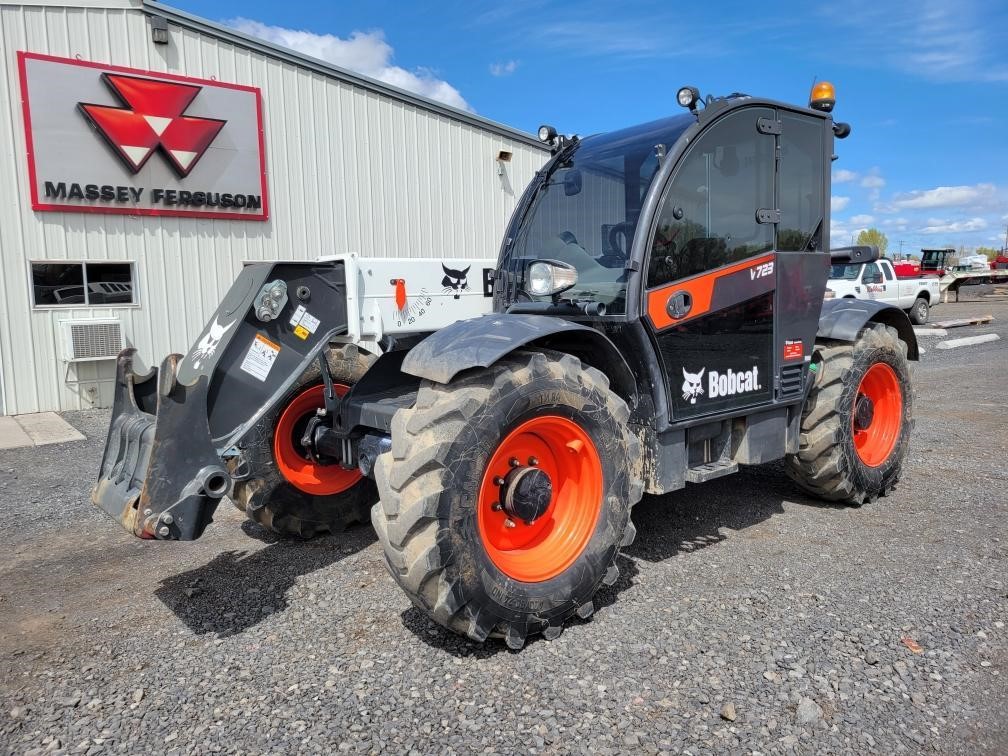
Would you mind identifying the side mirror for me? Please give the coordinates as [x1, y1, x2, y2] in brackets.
[563, 169, 583, 196]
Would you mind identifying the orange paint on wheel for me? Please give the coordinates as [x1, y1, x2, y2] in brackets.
[274, 383, 363, 495]
[852, 362, 902, 467]
[477, 416, 603, 583]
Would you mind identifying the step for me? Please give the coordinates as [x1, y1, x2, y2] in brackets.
[685, 460, 739, 484]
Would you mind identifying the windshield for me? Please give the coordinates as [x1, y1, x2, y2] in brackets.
[504, 114, 694, 315]
[829, 262, 863, 280]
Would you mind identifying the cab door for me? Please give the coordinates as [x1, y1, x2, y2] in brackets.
[643, 107, 778, 421]
[861, 262, 888, 301]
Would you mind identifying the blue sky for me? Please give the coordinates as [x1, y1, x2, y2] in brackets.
[173, 0, 1008, 254]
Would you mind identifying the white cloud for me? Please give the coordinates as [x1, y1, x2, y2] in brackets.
[489, 60, 519, 76]
[860, 170, 886, 201]
[821, 2, 1008, 83]
[832, 169, 858, 184]
[888, 183, 997, 210]
[919, 217, 988, 234]
[831, 196, 850, 212]
[226, 18, 472, 112]
[851, 214, 875, 225]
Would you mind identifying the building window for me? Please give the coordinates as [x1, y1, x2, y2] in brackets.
[31, 262, 136, 307]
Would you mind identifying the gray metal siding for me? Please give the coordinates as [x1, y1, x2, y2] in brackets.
[0, 2, 548, 414]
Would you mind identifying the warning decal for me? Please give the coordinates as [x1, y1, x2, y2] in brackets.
[288, 304, 320, 340]
[240, 333, 280, 381]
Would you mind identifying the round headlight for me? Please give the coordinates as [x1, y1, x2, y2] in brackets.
[677, 86, 699, 109]
[528, 261, 555, 296]
[538, 124, 557, 143]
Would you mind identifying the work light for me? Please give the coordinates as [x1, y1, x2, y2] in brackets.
[538, 124, 558, 144]
[528, 260, 577, 296]
[676, 86, 700, 111]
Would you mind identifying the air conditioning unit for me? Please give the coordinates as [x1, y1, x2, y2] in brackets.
[60, 318, 124, 362]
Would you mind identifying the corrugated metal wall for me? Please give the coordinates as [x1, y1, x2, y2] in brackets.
[0, 0, 547, 414]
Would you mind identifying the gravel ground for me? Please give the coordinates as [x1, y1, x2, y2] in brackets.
[1, 290, 1006, 755]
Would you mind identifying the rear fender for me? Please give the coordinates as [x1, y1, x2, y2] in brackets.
[401, 314, 638, 406]
[818, 298, 919, 359]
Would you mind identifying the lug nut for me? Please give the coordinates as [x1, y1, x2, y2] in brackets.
[491, 502, 503, 511]
[504, 519, 516, 529]
[509, 457, 520, 467]
[528, 457, 539, 466]
[493, 476, 505, 486]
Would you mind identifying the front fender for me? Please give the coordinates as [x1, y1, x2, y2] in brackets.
[401, 314, 638, 405]
[818, 299, 919, 359]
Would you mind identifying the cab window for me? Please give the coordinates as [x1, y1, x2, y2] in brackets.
[647, 108, 775, 288]
[862, 263, 883, 283]
[881, 262, 893, 280]
[777, 113, 825, 251]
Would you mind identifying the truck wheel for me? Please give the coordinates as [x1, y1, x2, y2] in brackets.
[785, 323, 913, 506]
[371, 350, 643, 649]
[229, 345, 377, 538]
[909, 297, 929, 325]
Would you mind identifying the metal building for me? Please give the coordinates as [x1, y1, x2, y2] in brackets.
[0, 0, 547, 415]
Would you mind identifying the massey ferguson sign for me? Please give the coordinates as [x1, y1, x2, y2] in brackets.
[17, 52, 268, 220]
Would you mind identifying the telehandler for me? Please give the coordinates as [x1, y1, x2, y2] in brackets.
[94, 82, 916, 648]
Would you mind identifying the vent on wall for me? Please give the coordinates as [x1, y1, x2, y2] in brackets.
[60, 319, 123, 362]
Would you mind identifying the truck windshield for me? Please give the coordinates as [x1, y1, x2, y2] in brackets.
[829, 263, 863, 280]
[505, 114, 693, 315]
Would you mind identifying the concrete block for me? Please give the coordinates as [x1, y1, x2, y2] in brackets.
[935, 334, 1001, 350]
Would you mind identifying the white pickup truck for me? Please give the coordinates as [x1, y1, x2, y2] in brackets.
[827, 255, 941, 325]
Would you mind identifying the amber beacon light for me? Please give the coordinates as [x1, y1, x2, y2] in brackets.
[809, 81, 836, 112]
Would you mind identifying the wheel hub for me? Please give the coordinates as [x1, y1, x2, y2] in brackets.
[499, 465, 552, 524]
[854, 394, 875, 430]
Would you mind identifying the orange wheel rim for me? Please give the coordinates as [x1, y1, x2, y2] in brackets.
[477, 416, 603, 583]
[852, 362, 902, 467]
[274, 384, 363, 495]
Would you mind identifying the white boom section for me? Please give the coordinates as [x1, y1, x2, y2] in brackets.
[319, 254, 497, 344]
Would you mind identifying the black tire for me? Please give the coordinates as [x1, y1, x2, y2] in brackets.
[908, 297, 929, 325]
[785, 323, 913, 505]
[371, 350, 643, 649]
[229, 344, 377, 538]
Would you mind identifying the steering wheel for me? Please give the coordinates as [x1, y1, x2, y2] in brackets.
[607, 222, 635, 257]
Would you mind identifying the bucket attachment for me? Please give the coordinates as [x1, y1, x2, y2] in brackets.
[91, 349, 230, 540]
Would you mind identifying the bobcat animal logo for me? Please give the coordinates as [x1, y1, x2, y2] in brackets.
[681, 367, 705, 404]
[190, 317, 236, 370]
[441, 264, 471, 299]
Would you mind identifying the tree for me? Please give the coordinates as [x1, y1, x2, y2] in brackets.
[975, 246, 999, 261]
[855, 227, 888, 255]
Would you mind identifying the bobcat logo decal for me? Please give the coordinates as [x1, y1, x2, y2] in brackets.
[681, 367, 705, 404]
[441, 264, 471, 299]
[190, 317, 236, 370]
